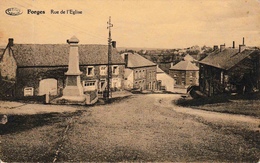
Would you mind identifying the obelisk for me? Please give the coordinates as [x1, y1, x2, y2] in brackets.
[63, 36, 84, 97]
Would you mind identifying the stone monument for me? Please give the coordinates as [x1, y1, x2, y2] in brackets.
[57, 36, 85, 104]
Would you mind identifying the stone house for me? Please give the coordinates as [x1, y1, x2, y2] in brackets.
[198, 42, 260, 96]
[0, 38, 125, 99]
[169, 60, 199, 88]
[121, 52, 157, 91]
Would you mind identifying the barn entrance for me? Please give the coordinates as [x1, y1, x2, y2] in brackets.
[39, 78, 58, 96]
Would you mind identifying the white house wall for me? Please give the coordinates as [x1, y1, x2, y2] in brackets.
[157, 73, 175, 92]
[124, 70, 134, 90]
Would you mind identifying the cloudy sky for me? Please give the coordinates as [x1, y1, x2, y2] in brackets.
[0, 0, 259, 48]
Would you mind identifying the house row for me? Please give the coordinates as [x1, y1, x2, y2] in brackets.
[198, 40, 260, 96]
[0, 38, 124, 100]
[121, 52, 175, 92]
[0, 38, 175, 100]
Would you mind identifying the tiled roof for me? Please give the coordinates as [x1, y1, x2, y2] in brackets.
[11, 44, 124, 67]
[170, 60, 199, 71]
[199, 48, 257, 70]
[123, 52, 156, 68]
[184, 54, 196, 62]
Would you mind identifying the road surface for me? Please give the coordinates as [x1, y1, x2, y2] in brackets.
[0, 94, 259, 162]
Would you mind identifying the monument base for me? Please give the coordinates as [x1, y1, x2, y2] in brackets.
[52, 95, 86, 105]
[63, 85, 83, 96]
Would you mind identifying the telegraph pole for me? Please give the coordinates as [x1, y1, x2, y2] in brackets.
[106, 16, 113, 101]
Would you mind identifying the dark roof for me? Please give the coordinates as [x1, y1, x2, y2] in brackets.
[170, 60, 199, 71]
[11, 44, 124, 67]
[123, 52, 156, 68]
[199, 48, 258, 70]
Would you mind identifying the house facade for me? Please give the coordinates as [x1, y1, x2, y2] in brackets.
[169, 60, 199, 88]
[156, 65, 175, 92]
[198, 43, 260, 96]
[121, 52, 157, 91]
[0, 38, 125, 99]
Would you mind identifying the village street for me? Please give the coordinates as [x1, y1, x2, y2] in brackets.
[0, 93, 259, 162]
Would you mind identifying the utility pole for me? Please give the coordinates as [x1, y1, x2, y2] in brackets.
[106, 16, 113, 101]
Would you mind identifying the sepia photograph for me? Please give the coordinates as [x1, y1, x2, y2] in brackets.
[0, 0, 259, 162]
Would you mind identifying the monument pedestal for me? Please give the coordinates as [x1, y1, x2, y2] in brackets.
[63, 74, 83, 96]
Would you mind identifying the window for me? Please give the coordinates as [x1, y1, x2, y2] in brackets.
[84, 81, 95, 86]
[82, 80, 96, 91]
[142, 70, 145, 78]
[190, 72, 193, 78]
[87, 66, 94, 76]
[100, 66, 107, 75]
[99, 79, 107, 92]
[182, 73, 185, 78]
[112, 65, 119, 75]
[139, 70, 141, 78]
[112, 78, 121, 88]
[135, 71, 138, 79]
[174, 74, 177, 77]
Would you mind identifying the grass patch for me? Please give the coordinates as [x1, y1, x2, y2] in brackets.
[175, 93, 260, 117]
[0, 111, 80, 162]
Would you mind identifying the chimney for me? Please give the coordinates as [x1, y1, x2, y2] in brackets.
[112, 41, 116, 48]
[124, 53, 128, 67]
[239, 45, 246, 53]
[239, 37, 246, 53]
[213, 45, 218, 51]
[233, 41, 235, 48]
[220, 43, 225, 52]
[8, 38, 14, 46]
[171, 62, 174, 68]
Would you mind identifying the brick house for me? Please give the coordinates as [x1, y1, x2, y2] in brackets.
[169, 60, 199, 88]
[0, 38, 125, 99]
[198, 43, 260, 96]
[121, 52, 157, 91]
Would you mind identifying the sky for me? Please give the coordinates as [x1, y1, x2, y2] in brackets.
[0, 0, 260, 49]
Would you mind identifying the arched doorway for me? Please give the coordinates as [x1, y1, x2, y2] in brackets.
[39, 78, 57, 95]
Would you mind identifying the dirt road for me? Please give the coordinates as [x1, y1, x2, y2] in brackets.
[60, 94, 260, 162]
[0, 94, 259, 162]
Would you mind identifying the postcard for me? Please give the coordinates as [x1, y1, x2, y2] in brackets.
[0, 0, 259, 162]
